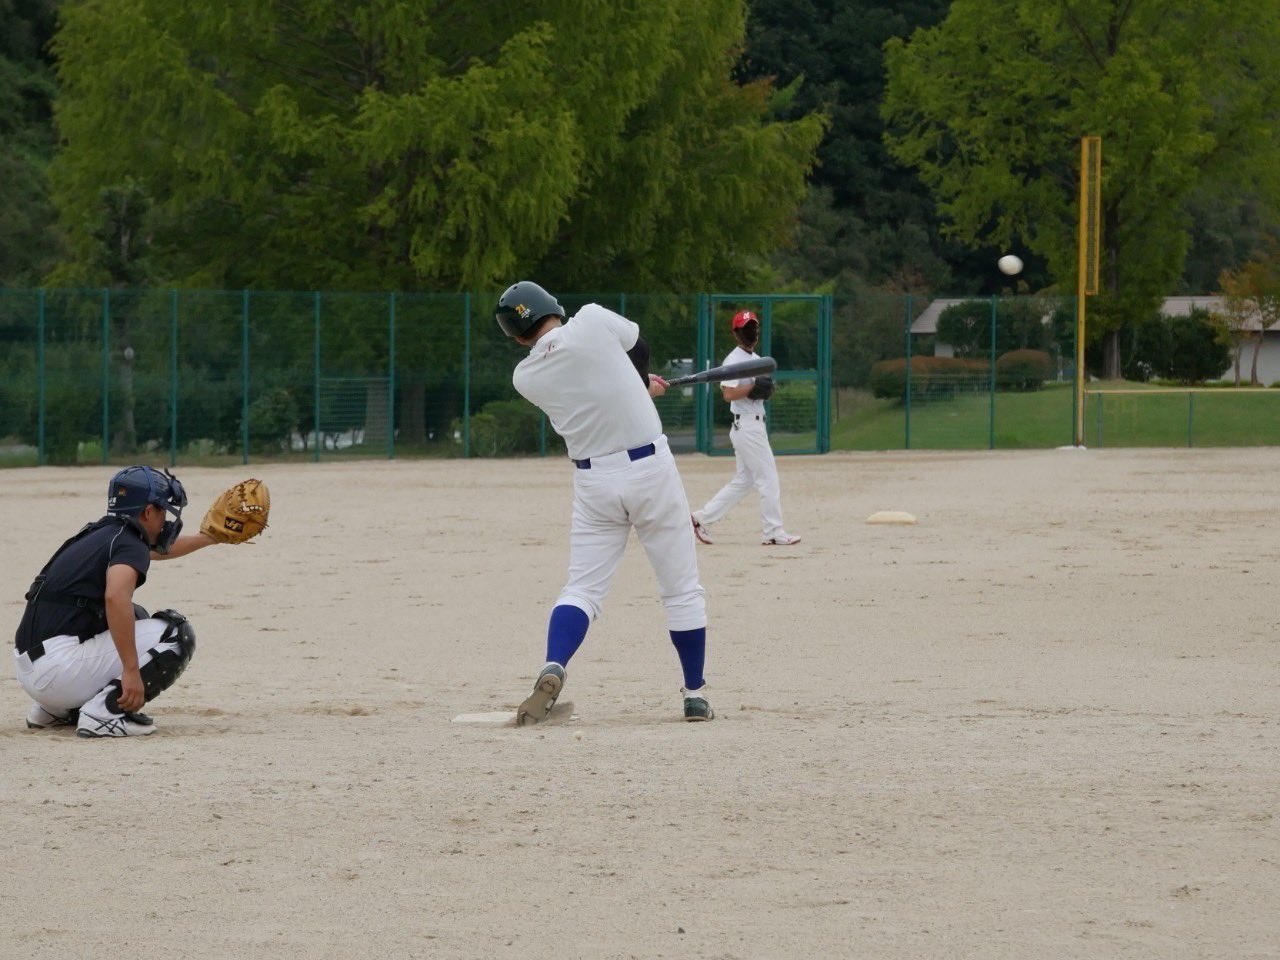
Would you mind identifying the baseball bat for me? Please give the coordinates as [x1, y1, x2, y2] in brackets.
[665, 356, 777, 387]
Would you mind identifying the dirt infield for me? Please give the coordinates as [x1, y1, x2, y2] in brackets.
[2, 449, 1276, 960]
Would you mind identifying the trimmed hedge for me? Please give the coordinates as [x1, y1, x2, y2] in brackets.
[870, 356, 990, 400]
[995, 349, 1052, 391]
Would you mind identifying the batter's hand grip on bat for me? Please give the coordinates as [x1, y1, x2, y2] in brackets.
[666, 356, 777, 387]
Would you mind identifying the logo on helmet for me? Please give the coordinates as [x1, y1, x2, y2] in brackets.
[515, 304, 531, 319]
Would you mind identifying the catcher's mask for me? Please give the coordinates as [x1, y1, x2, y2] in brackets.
[495, 281, 565, 339]
[732, 309, 760, 348]
[107, 465, 187, 553]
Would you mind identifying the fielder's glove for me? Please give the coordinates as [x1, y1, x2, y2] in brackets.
[747, 376, 775, 401]
[201, 478, 270, 544]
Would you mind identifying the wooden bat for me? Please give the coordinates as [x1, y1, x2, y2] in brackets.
[665, 356, 777, 386]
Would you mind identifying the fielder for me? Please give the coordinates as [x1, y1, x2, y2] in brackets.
[691, 310, 801, 547]
[495, 281, 713, 724]
[13, 466, 268, 737]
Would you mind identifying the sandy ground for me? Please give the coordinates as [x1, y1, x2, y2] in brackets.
[1, 448, 1277, 960]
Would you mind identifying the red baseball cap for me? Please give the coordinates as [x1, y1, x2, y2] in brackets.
[731, 310, 759, 329]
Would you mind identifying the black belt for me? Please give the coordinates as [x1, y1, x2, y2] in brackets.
[733, 414, 764, 421]
[19, 640, 46, 662]
[574, 443, 656, 470]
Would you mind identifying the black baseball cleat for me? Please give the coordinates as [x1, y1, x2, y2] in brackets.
[682, 688, 715, 721]
[516, 663, 566, 727]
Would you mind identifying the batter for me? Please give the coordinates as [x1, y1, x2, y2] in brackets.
[495, 281, 713, 724]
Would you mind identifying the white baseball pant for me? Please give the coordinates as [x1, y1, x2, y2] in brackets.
[13, 617, 180, 714]
[556, 436, 706, 631]
[697, 417, 787, 539]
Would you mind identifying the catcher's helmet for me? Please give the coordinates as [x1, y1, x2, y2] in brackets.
[495, 281, 565, 339]
[107, 465, 187, 553]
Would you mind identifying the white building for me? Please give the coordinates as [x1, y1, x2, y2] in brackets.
[909, 295, 1280, 385]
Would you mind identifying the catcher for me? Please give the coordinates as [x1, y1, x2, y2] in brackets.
[13, 467, 269, 738]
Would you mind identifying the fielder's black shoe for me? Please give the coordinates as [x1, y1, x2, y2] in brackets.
[682, 687, 715, 721]
[516, 663, 565, 727]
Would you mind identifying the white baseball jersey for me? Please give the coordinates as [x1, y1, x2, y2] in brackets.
[513, 304, 662, 461]
[511, 304, 705, 631]
[719, 345, 768, 417]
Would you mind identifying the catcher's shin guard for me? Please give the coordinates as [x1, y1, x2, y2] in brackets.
[138, 609, 197, 703]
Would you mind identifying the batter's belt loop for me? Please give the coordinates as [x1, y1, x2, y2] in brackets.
[573, 442, 657, 470]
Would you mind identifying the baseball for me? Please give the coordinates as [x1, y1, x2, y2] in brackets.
[998, 254, 1024, 276]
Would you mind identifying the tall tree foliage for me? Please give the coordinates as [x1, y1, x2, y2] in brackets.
[740, 0, 951, 292]
[0, 0, 59, 284]
[50, 0, 824, 293]
[883, 0, 1280, 376]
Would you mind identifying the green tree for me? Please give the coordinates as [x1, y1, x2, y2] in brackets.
[50, 0, 824, 294]
[883, 0, 1280, 378]
[0, 0, 59, 285]
[741, 1, 954, 293]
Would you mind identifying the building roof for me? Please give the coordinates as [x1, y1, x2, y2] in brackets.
[909, 295, 1279, 335]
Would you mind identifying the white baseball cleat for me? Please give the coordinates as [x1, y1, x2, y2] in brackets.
[691, 515, 713, 545]
[75, 709, 156, 738]
[26, 703, 77, 729]
[515, 663, 566, 727]
[762, 532, 801, 545]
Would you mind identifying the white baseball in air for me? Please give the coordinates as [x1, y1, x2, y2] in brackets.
[998, 254, 1024, 276]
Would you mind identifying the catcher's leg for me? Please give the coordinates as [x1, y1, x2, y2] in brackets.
[75, 611, 196, 738]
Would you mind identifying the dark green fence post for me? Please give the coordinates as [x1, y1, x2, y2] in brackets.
[388, 292, 396, 460]
[463, 292, 471, 458]
[818, 294, 832, 452]
[313, 291, 321, 463]
[169, 290, 178, 466]
[1188, 392, 1195, 448]
[241, 290, 250, 464]
[101, 289, 110, 462]
[904, 294, 912, 450]
[989, 295, 997, 449]
[696, 293, 710, 454]
[36, 288, 45, 466]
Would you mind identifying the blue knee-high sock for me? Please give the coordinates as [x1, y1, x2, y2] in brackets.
[546, 604, 590, 667]
[669, 627, 707, 691]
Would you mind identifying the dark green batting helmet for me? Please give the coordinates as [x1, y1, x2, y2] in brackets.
[495, 281, 565, 339]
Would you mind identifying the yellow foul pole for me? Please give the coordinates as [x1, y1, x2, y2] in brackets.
[1075, 135, 1101, 446]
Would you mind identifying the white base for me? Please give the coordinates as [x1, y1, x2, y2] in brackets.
[451, 701, 577, 727]
[865, 510, 917, 525]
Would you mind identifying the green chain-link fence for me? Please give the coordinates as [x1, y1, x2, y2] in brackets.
[2, 287, 1276, 466]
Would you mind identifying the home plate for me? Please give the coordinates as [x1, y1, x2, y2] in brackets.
[451, 701, 577, 727]
[866, 510, 917, 525]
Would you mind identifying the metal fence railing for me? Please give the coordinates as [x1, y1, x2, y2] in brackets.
[1, 288, 1274, 466]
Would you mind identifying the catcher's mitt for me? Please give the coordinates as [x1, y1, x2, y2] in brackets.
[747, 375, 775, 401]
[201, 478, 270, 544]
